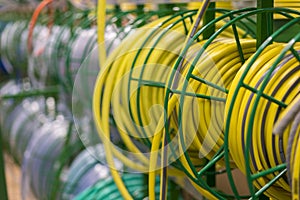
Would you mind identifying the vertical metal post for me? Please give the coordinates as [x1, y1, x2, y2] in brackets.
[206, 160, 216, 188]
[203, 2, 216, 189]
[203, 2, 215, 40]
[257, 0, 274, 48]
[257, 1, 274, 198]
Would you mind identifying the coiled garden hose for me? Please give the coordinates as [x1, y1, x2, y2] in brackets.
[166, 8, 300, 198]
[22, 118, 83, 199]
[92, 6, 300, 200]
[225, 44, 300, 199]
[74, 173, 182, 200]
[155, 0, 212, 195]
[93, 6, 255, 199]
[62, 144, 122, 199]
[225, 26, 300, 199]
[153, 37, 256, 186]
[93, 15, 187, 200]
[2, 2, 299, 200]
[27, 0, 90, 90]
[71, 11, 162, 149]
[147, 37, 258, 200]
[2, 99, 43, 163]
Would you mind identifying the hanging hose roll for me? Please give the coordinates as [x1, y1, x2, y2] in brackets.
[93, 6, 256, 199]
[169, 38, 256, 161]
[225, 39, 300, 199]
[93, 13, 196, 200]
[22, 118, 83, 199]
[148, 37, 257, 200]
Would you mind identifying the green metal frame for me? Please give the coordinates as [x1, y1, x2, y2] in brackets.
[0, 86, 59, 100]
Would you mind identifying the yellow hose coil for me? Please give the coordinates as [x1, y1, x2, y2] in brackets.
[93, 7, 255, 198]
[226, 43, 300, 199]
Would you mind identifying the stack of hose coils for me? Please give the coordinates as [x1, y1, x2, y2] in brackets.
[62, 144, 123, 199]
[22, 118, 83, 199]
[162, 8, 300, 200]
[92, 7, 258, 200]
[1, 2, 299, 200]
[0, 79, 60, 164]
[93, 7, 300, 200]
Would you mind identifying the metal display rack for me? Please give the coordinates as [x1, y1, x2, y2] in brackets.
[0, 0, 299, 199]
